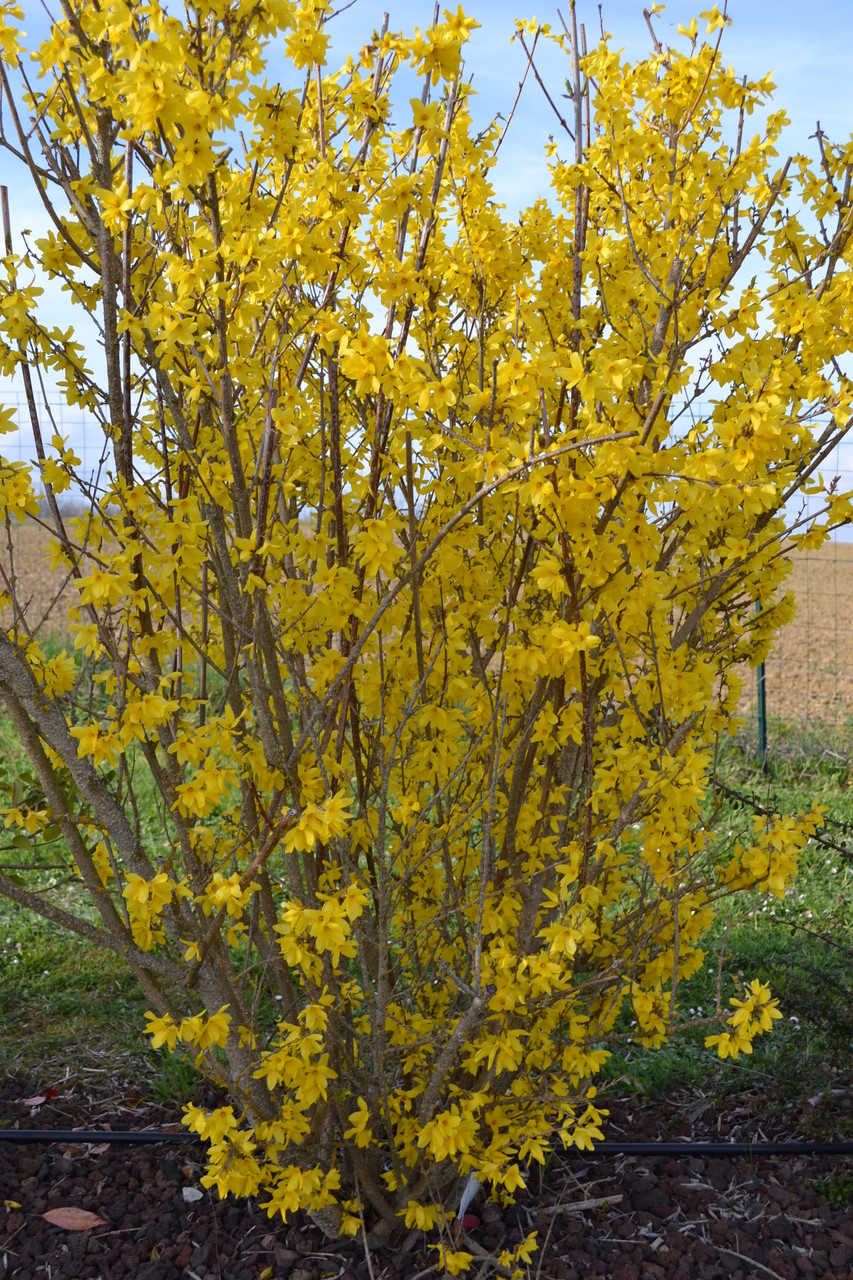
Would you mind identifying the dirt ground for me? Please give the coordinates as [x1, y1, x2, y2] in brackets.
[4, 520, 853, 729]
[3, 1069, 853, 1280]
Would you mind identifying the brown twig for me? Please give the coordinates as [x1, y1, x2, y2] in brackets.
[184, 808, 297, 990]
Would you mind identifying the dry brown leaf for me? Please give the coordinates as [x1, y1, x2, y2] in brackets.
[43, 1207, 107, 1231]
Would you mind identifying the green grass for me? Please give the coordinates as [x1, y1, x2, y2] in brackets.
[0, 650, 206, 1097]
[3, 707, 853, 1116]
[0, 905, 149, 1059]
[600, 726, 853, 1115]
[0, 890, 209, 1100]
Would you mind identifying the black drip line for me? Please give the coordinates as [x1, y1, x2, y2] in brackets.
[3, 1130, 853, 1157]
[562, 1141, 853, 1158]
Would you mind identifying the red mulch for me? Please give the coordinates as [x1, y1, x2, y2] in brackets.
[3, 1073, 853, 1280]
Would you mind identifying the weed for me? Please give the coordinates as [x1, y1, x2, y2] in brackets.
[815, 1171, 853, 1209]
[145, 1051, 207, 1106]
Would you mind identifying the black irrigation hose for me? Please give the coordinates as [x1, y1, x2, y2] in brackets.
[4, 1130, 853, 1157]
[0, 1129, 200, 1145]
[567, 1141, 853, 1157]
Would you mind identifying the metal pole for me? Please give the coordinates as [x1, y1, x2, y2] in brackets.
[756, 600, 767, 772]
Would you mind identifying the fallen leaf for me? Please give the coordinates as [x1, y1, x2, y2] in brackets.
[3, 1200, 21, 1210]
[59, 1141, 111, 1158]
[182, 1187, 203, 1203]
[22, 1088, 60, 1105]
[43, 1207, 106, 1231]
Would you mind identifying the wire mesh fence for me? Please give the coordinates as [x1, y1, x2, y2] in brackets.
[723, 419, 853, 765]
[2, 388, 853, 759]
[0, 388, 107, 507]
[738, 535, 853, 765]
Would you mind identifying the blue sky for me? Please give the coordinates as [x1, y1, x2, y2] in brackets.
[5, 1, 851, 231]
[4, 1, 850, 304]
[336, 0, 853, 212]
[1, 0, 851, 495]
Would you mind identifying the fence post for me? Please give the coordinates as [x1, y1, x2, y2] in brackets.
[756, 600, 768, 771]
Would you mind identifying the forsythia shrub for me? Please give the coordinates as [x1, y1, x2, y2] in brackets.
[0, 0, 851, 1260]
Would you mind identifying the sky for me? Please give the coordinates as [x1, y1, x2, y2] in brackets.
[0, 0, 852, 504]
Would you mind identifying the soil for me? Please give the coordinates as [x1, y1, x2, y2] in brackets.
[3, 1073, 853, 1280]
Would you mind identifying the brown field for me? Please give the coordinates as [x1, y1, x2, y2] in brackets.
[0, 517, 77, 637]
[3, 522, 852, 727]
[738, 541, 853, 728]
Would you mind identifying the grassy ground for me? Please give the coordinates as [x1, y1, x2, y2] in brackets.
[0, 662, 207, 1102]
[600, 721, 853, 1117]
[2, 710, 853, 1114]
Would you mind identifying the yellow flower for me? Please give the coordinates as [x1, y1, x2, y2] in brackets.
[431, 1246, 473, 1276]
[343, 1097, 373, 1148]
[402, 1200, 440, 1230]
[284, 24, 329, 69]
[144, 1012, 178, 1051]
[179, 1005, 232, 1051]
[417, 1107, 476, 1161]
[76, 568, 129, 606]
[97, 182, 134, 231]
[69, 724, 119, 767]
[705, 1027, 754, 1060]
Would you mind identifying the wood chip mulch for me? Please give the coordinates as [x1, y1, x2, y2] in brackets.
[3, 1072, 853, 1280]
